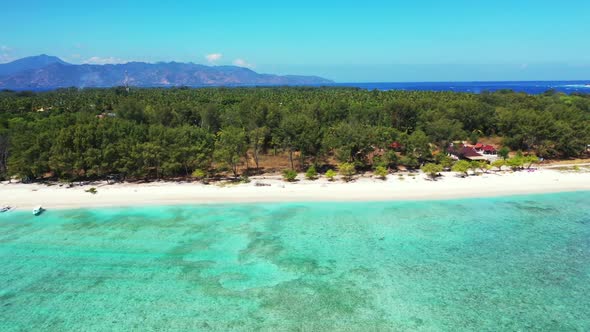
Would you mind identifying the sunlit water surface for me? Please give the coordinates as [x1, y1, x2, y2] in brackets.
[1, 192, 589, 331]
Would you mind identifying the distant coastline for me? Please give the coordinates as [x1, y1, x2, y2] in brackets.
[4, 80, 590, 94]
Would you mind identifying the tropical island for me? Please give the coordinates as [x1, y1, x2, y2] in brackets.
[3, 1, 590, 330]
[0, 86, 589, 209]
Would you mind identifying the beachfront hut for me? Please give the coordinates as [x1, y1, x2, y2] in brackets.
[482, 145, 497, 155]
[459, 147, 488, 161]
[448, 145, 489, 161]
[472, 143, 498, 156]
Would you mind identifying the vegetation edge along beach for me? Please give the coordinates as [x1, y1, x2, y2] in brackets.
[0, 87, 589, 210]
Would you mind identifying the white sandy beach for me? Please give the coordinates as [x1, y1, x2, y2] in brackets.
[1, 168, 589, 211]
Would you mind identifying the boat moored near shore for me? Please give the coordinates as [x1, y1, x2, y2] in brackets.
[33, 206, 45, 216]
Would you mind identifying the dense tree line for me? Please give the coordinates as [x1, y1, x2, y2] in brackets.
[0, 87, 588, 181]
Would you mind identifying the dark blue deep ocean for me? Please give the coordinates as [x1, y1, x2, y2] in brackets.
[21, 81, 590, 94]
[325, 81, 590, 94]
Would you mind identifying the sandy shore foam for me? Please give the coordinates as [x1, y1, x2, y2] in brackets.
[1, 169, 589, 211]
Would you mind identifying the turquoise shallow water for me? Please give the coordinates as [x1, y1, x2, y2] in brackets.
[1, 192, 589, 331]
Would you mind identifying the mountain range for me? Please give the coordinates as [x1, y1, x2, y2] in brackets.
[0, 55, 333, 89]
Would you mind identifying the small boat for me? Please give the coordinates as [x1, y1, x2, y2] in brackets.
[33, 206, 45, 216]
[1, 206, 12, 213]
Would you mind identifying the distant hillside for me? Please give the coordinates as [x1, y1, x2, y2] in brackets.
[0, 54, 67, 77]
[0, 55, 333, 89]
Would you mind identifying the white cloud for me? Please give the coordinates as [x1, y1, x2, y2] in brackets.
[83, 56, 127, 65]
[233, 58, 255, 68]
[520, 63, 529, 70]
[0, 45, 14, 63]
[205, 53, 223, 63]
[0, 54, 15, 63]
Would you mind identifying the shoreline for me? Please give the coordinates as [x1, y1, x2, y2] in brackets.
[2, 168, 590, 211]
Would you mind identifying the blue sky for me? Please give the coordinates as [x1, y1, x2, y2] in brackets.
[1, 0, 590, 82]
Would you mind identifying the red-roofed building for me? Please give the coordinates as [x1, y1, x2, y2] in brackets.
[461, 147, 483, 158]
[482, 145, 497, 154]
[448, 143, 498, 161]
[474, 143, 497, 155]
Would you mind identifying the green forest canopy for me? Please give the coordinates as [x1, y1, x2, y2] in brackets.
[0, 87, 588, 181]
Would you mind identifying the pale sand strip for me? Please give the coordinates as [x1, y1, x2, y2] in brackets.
[1, 169, 589, 211]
